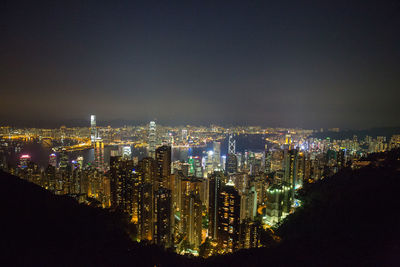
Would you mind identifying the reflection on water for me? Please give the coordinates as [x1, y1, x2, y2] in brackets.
[7, 134, 267, 168]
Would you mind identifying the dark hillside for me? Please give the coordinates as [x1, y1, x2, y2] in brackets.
[207, 150, 400, 266]
[0, 170, 194, 266]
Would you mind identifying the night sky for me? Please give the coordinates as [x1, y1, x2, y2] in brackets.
[1, 0, 399, 128]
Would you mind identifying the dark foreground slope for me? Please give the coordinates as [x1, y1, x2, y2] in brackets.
[207, 149, 400, 266]
[0, 170, 195, 266]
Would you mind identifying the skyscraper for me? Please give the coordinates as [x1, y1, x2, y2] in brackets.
[264, 144, 272, 174]
[213, 141, 221, 170]
[208, 172, 223, 240]
[90, 115, 97, 144]
[138, 182, 154, 241]
[226, 134, 237, 175]
[148, 121, 157, 159]
[137, 157, 157, 241]
[109, 156, 136, 218]
[155, 145, 171, 190]
[283, 148, 298, 212]
[94, 138, 105, 172]
[154, 187, 172, 248]
[19, 154, 31, 169]
[217, 181, 241, 253]
[49, 153, 57, 168]
[226, 154, 238, 175]
[228, 134, 236, 155]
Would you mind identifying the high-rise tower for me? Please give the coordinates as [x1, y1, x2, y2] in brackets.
[213, 141, 221, 170]
[208, 171, 223, 240]
[155, 145, 171, 189]
[90, 115, 97, 144]
[228, 134, 236, 155]
[149, 121, 156, 159]
[217, 181, 241, 253]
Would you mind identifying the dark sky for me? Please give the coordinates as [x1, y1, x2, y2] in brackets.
[1, 0, 399, 129]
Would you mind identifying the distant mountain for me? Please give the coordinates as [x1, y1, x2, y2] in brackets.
[312, 127, 400, 140]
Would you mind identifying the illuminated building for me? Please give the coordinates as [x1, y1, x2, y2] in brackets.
[90, 115, 97, 144]
[137, 157, 157, 241]
[122, 146, 132, 160]
[19, 154, 31, 169]
[213, 141, 221, 170]
[239, 220, 259, 249]
[109, 156, 136, 218]
[154, 187, 172, 248]
[181, 129, 188, 141]
[45, 164, 56, 192]
[208, 172, 222, 240]
[264, 182, 291, 225]
[148, 121, 156, 159]
[188, 157, 195, 176]
[228, 134, 236, 154]
[226, 154, 238, 175]
[283, 148, 298, 209]
[217, 181, 241, 253]
[187, 192, 202, 249]
[206, 151, 214, 175]
[94, 138, 105, 172]
[249, 175, 266, 205]
[285, 133, 291, 145]
[138, 157, 157, 185]
[180, 177, 203, 248]
[59, 149, 69, 169]
[193, 156, 202, 178]
[138, 183, 154, 241]
[155, 145, 171, 189]
[49, 153, 57, 168]
[77, 156, 84, 169]
[240, 186, 257, 222]
[264, 144, 272, 173]
[221, 155, 226, 171]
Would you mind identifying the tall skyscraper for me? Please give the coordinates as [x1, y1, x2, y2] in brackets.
[90, 115, 97, 144]
[109, 156, 136, 218]
[49, 153, 57, 168]
[179, 177, 203, 248]
[213, 141, 221, 170]
[94, 138, 105, 172]
[155, 145, 171, 189]
[59, 149, 69, 169]
[217, 181, 241, 253]
[228, 134, 236, 155]
[226, 154, 238, 175]
[138, 182, 154, 241]
[283, 148, 298, 212]
[264, 144, 272, 174]
[148, 121, 157, 159]
[264, 182, 291, 225]
[240, 186, 257, 222]
[153, 187, 172, 248]
[208, 172, 223, 240]
[137, 157, 157, 241]
[226, 134, 237, 175]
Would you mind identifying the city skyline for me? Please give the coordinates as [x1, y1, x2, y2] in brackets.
[1, 1, 400, 128]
